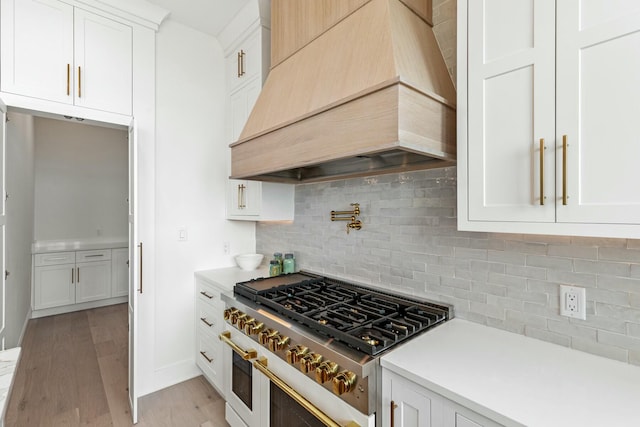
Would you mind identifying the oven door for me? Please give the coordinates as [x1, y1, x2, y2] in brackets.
[220, 329, 268, 427]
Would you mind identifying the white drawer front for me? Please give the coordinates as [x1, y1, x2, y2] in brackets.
[197, 280, 221, 306]
[197, 333, 223, 391]
[197, 300, 221, 334]
[76, 249, 111, 263]
[35, 252, 75, 267]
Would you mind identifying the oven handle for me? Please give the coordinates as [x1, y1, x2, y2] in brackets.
[253, 357, 360, 427]
[219, 331, 257, 360]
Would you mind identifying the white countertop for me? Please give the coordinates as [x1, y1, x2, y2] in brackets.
[195, 265, 270, 292]
[32, 238, 128, 253]
[381, 319, 640, 427]
[0, 347, 21, 427]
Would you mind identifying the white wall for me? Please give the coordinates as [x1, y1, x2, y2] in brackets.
[33, 118, 128, 241]
[5, 112, 35, 348]
[149, 19, 256, 392]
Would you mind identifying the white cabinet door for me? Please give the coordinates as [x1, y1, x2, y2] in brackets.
[0, 0, 74, 104]
[0, 100, 6, 348]
[226, 31, 262, 94]
[228, 180, 262, 218]
[466, 0, 555, 222]
[34, 263, 76, 309]
[76, 260, 112, 303]
[382, 370, 439, 427]
[556, 1, 640, 224]
[111, 248, 129, 297]
[74, 9, 133, 115]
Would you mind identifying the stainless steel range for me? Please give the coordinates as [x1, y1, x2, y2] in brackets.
[220, 271, 452, 427]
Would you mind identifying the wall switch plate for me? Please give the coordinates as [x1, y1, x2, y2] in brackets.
[223, 241, 230, 255]
[178, 227, 188, 241]
[560, 285, 586, 320]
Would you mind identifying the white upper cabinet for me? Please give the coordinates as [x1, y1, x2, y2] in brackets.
[73, 9, 133, 115]
[458, 0, 640, 238]
[1, 0, 74, 104]
[0, 0, 133, 116]
[555, 0, 640, 225]
[220, 5, 294, 222]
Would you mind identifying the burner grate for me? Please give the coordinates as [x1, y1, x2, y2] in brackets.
[234, 272, 451, 355]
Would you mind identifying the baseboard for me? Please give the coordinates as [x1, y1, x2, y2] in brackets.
[31, 296, 128, 319]
[17, 307, 32, 346]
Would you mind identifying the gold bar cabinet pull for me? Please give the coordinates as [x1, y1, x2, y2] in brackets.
[562, 135, 568, 205]
[66, 64, 70, 96]
[391, 400, 398, 427]
[240, 49, 245, 76]
[138, 242, 143, 293]
[78, 66, 82, 98]
[539, 138, 545, 205]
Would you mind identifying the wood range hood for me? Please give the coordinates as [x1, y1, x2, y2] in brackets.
[231, 0, 456, 183]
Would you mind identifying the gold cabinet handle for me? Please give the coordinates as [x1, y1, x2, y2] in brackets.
[254, 357, 355, 427]
[238, 184, 246, 209]
[71, 267, 74, 284]
[200, 317, 213, 327]
[219, 331, 257, 360]
[240, 49, 245, 76]
[562, 135, 568, 205]
[199, 351, 213, 363]
[138, 242, 143, 293]
[66, 64, 70, 96]
[391, 400, 398, 427]
[78, 66, 82, 98]
[539, 138, 545, 205]
[199, 291, 214, 299]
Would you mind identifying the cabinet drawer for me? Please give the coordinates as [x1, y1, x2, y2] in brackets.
[196, 280, 223, 306]
[76, 249, 111, 263]
[197, 300, 222, 334]
[35, 252, 75, 267]
[197, 333, 223, 391]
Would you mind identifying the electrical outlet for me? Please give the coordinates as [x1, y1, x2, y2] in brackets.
[223, 241, 230, 255]
[560, 285, 586, 320]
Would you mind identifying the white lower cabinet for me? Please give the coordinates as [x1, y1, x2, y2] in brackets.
[382, 369, 502, 427]
[75, 259, 111, 303]
[194, 276, 226, 396]
[33, 247, 128, 314]
[111, 247, 129, 297]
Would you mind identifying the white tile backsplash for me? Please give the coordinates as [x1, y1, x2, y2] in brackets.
[256, 168, 640, 365]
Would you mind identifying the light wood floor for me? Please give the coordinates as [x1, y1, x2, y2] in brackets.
[5, 303, 229, 427]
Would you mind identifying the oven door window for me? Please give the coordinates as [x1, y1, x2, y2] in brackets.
[270, 382, 325, 427]
[232, 352, 253, 409]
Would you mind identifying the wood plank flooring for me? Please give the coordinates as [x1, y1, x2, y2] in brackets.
[5, 304, 228, 427]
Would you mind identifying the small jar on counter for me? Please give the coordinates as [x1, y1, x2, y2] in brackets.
[269, 259, 281, 277]
[283, 253, 295, 274]
[273, 252, 283, 271]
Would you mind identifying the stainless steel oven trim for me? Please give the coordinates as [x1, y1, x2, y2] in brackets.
[254, 357, 360, 427]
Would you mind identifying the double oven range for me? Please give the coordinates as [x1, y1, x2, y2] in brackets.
[219, 271, 452, 427]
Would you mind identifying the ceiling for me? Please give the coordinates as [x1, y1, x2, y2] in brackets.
[145, 0, 252, 36]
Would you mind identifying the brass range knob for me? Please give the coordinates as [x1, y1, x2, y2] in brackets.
[230, 311, 247, 325]
[236, 316, 254, 330]
[223, 307, 238, 322]
[244, 321, 264, 336]
[268, 334, 290, 352]
[332, 371, 357, 395]
[300, 352, 323, 374]
[286, 345, 309, 364]
[315, 361, 339, 384]
[258, 328, 278, 346]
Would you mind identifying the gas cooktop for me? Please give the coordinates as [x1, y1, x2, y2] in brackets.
[234, 271, 452, 356]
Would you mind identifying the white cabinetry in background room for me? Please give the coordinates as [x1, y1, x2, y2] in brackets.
[458, 0, 640, 238]
[0, 0, 133, 115]
[221, 8, 294, 221]
[33, 247, 128, 317]
[382, 369, 501, 427]
[111, 247, 129, 297]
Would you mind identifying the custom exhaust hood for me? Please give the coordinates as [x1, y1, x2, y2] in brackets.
[230, 0, 456, 183]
